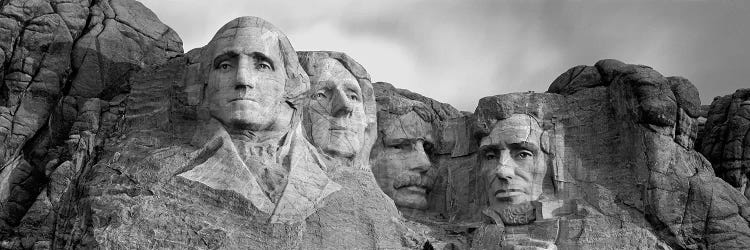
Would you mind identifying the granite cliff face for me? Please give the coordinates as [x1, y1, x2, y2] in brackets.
[396, 60, 750, 249]
[0, 0, 180, 248]
[0, 1, 749, 250]
[699, 89, 750, 200]
[536, 60, 749, 249]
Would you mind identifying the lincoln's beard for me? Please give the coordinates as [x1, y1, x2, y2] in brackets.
[487, 202, 536, 226]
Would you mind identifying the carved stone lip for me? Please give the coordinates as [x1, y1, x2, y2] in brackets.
[398, 185, 427, 194]
[229, 97, 257, 102]
[394, 182, 431, 191]
[494, 188, 526, 197]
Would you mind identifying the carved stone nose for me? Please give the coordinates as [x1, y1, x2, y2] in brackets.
[235, 57, 257, 89]
[331, 90, 354, 117]
[409, 142, 431, 173]
[495, 165, 515, 180]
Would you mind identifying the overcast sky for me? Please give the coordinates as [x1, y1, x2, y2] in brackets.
[140, 0, 749, 112]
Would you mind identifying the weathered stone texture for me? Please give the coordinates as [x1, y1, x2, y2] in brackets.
[45, 20, 419, 249]
[467, 59, 750, 249]
[371, 81, 463, 214]
[68, 0, 181, 98]
[0, 0, 181, 246]
[373, 60, 750, 249]
[0, 1, 748, 249]
[699, 89, 750, 199]
[298, 51, 418, 249]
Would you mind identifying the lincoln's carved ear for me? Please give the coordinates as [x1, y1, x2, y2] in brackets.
[540, 130, 551, 155]
[539, 120, 555, 155]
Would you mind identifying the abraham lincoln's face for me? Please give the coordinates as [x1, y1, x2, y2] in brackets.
[479, 114, 547, 212]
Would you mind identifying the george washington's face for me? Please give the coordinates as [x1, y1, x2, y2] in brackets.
[206, 27, 287, 131]
[306, 58, 366, 158]
[479, 114, 547, 212]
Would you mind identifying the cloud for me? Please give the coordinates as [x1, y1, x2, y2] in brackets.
[140, 0, 750, 111]
[289, 20, 421, 94]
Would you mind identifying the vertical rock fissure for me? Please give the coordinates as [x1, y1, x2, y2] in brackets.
[61, 0, 99, 97]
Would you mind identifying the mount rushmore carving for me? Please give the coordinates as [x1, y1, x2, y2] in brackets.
[0, 1, 749, 249]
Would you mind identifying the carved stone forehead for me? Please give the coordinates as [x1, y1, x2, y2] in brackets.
[212, 26, 277, 44]
[309, 58, 358, 87]
[209, 16, 281, 43]
[480, 114, 543, 147]
[208, 18, 281, 58]
[379, 111, 433, 142]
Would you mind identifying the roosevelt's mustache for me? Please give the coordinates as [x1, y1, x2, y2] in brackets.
[393, 173, 434, 190]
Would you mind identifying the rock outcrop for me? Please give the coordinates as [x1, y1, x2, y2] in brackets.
[375, 60, 750, 249]
[0, 0, 180, 247]
[699, 89, 750, 199]
[463, 60, 750, 249]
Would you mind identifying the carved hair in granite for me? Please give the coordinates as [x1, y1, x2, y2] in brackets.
[371, 95, 437, 210]
[176, 16, 339, 223]
[297, 51, 377, 165]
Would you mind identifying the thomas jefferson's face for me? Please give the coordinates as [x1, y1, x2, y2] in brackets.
[206, 27, 287, 131]
[307, 58, 366, 158]
[479, 114, 547, 212]
[371, 111, 435, 210]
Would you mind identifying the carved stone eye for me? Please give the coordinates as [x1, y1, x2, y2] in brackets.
[219, 62, 232, 71]
[484, 152, 497, 160]
[389, 143, 409, 150]
[516, 151, 533, 159]
[256, 62, 272, 71]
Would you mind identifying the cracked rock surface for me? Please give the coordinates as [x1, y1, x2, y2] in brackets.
[0, 0, 180, 247]
[464, 59, 749, 249]
[699, 89, 750, 199]
[0, 1, 749, 249]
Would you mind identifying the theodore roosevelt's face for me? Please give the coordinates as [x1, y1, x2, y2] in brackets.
[306, 58, 366, 158]
[479, 114, 547, 211]
[371, 111, 435, 210]
[206, 27, 287, 131]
